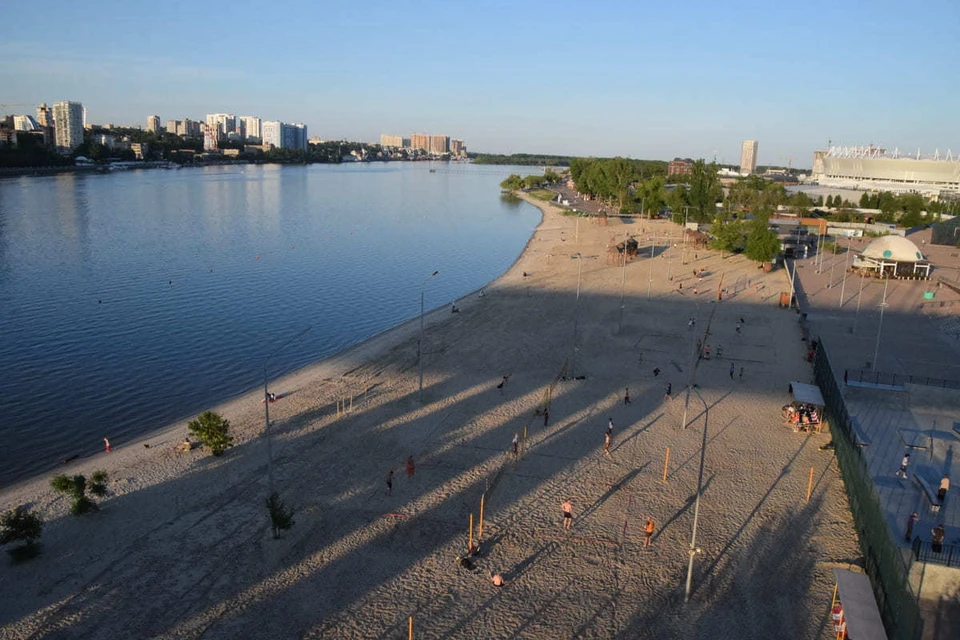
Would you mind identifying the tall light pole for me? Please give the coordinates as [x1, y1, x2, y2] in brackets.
[853, 270, 866, 333]
[618, 247, 627, 333]
[264, 325, 312, 496]
[838, 237, 850, 307]
[787, 220, 802, 309]
[872, 276, 889, 372]
[681, 206, 692, 265]
[418, 270, 440, 402]
[684, 385, 709, 603]
[647, 228, 656, 299]
[571, 253, 583, 377]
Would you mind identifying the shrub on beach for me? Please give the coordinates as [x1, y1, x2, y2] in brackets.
[188, 410, 234, 456]
[0, 506, 44, 563]
[51, 471, 109, 515]
[266, 492, 295, 539]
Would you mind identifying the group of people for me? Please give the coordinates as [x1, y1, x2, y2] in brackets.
[385, 455, 417, 496]
[782, 403, 821, 432]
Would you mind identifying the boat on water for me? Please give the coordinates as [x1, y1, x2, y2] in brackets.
[429, 169, 436, 173]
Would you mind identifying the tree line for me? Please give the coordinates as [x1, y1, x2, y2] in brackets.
[473, 153, 574, 166]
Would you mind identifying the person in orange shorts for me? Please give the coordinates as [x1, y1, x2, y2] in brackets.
[644, 517, 655, 547]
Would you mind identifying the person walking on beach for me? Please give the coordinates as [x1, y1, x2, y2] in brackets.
[512, 433, 519, 459]
[608, 418, 614, 436]
[406, 455, 415, 480]
[653, 367, 661, 377]
[385, 469, 394, 496]
[738, 367, 744, 382]
[604, 431, 612, 457]
[905, 512, 919, 542]
[624, 387, 631, 405]
[896, 452, 911, 479]
[939, 475, 950, 501]
[666, 382, 672, 397]
[561, 500, 573, 530]
[729, 363, 735, 379]
[543, 407, 549, 427]
[644, 517, 655, 547]
[103, 437, 112, 453]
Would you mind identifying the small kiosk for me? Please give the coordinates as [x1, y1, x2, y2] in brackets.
[829, 568, 887, 639]
[784, 382, 826, 433]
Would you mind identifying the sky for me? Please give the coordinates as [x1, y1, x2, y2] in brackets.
[3, 0, 959, 167]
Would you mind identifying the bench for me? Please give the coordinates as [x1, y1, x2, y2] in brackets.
[913, 474, 942, 514]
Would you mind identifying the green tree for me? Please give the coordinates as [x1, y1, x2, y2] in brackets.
[744, 222, 781, 263]
[0, 506, 44, 562]
[792, 191, 813, 216]
[859, 193, 871, 208]
[543, 169, 562, 185]
[687, 160, 722, 222]
[51, 471, 109, 515]
[711, 219, 748, 253]
[666, 184, 689, 218]
[266, 492, 295, 539]
[499, 174, 524, 190]
[188, 411, 234, 456]
[606, 157, 637, 211]
[639, 176, 665, 217]
[522, 175, 544, 189]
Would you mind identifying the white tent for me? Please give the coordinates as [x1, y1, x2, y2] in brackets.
[791, 382, 825, 406]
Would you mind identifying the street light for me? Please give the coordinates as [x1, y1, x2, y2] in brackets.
[872, 275, 889, 373]
[684, 384, 709, 603]
[418, 270, 440, 402]
[618, 246, 627, 334]
[681, 206, 692, 265]
[264, 325, 312, 496]
[787, 220, 802, 309]
[571, 253, 583, 377]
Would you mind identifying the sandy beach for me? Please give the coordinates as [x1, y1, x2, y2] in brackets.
[0, 194, 861, 639]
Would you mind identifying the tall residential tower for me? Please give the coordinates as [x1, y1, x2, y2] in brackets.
[52, 101, 84, 153]
[740, 140, 758, 175]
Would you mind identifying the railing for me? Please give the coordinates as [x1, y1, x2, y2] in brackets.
[844, 368, 960, 390]
[912, 537, 960, 568]
[816, 346, 922, 640]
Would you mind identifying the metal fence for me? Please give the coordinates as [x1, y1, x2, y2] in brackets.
[912, 537, 960, 568]
[816, 346, 923, 640]
[844, 368, 960, 390]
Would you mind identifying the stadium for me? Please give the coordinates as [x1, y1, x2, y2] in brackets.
[811, 145, 960, 197]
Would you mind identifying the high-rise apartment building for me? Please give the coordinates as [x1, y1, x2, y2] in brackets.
[36, 103, 53, 127]
[429, 135, 449, 155]
[205, 113, 237, 139]
[380, 134, 404, 148]
[740, 140, 758, 175]
[167, 119, 178, 134]
[13, 115, 39, 131]
[239, 116, 261, 142]
[203, 124, 218, 151]
[262, 121, 307, 150]
[262, 121, 281, 149]
[410, 133, 430, 151]
[52, 101, 84, 153]
[449, 139, 466, 156]
[146, 115, 161, 133]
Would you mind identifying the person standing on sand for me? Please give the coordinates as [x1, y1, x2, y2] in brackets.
[103, 437, 112, 453]
[729, 363, 735, 379]
[406, 456, 415, 480]
[561, 500, 573, 530]
[512, 434, 519, 459]
[608, 418, 614, 436]
[544, 407, 549, 427]
[604, 431, 612, 457]
[489, 571, 505, 586]
[666, 382, 672, 397]
[624, 388, 631, 404]
[644, 518, 655, 547]
[739, 367, 744, 382]
[386, 469, 394, 496]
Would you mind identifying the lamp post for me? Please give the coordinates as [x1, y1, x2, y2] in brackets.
[264, 325, 312, 496]
[787, 221, 802, 309]
[684, 385, 709, 603]
[647, 228, 656, 299]
[838, 237, 850, 307]
[571, 253, 583, 377]
[872, 276, 889, 373]
[853, 271, 866, 333]
[418, 270, 440, 402]
[618, 247, 627, 334]
[681, 206, 692, 265]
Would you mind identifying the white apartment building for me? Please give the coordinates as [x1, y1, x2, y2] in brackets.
[740, 140, 759, 175]
[146, 115, 161, 133]
[240, 116, 261, 141]
[53, 101, 84, 153]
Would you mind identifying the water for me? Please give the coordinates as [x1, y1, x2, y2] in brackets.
[0, 163, 541, 487]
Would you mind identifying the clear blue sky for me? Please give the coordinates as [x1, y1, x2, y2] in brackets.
[4, 0, 958, 167]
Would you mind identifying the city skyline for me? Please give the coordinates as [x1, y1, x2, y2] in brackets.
[2, 1, 958, 164]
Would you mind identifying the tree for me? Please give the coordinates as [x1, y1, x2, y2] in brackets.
[543, 169, 562, 185]
[859, 193, 871, 208]
[744, 222, 781, 263]
[51, 471, 109, 515]
[687, 160, 722, 222]
[639, 176, 665, 217]
[0, 506, 44, 562]
[266, 492, 295, 539]
[499, 174, 523, 190]
[522, 175, 544, 189]
[606, 157, 637, 211]
[711, 219, 748, 254]
[188, 410, 234, 456]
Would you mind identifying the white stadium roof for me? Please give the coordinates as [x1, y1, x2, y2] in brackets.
[861, 236, 925, 262]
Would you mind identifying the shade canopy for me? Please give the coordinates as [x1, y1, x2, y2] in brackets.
[791, 382, 825, 406]
[833, 568, 887, 640]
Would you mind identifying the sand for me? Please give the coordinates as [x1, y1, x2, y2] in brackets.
[0, 194, 862, 639]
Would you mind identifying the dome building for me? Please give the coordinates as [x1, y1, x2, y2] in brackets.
[852, 236, 931, 278]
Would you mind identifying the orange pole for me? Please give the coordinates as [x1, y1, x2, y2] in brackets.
[479, 495, 485, 539]
[408, 616, 413, 640]
[522, 426, 528, 459]
[469, 513, 474, 551]
[806, 466, 814, 503]
[662, 447, 670, 483]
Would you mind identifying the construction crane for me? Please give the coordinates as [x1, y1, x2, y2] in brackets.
[0, 103, 36, 109]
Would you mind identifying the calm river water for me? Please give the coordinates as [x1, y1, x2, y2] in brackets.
[0, 163, 540, 487]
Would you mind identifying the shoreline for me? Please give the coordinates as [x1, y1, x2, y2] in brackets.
[0, 194, 548, 496]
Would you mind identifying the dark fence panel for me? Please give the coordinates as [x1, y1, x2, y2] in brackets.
[816, 347, 922, 640]
[845, 368, 960, 390]
[912, 538, 960, 568]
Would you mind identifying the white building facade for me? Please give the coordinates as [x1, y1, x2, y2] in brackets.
[53, 101, 84, 153]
